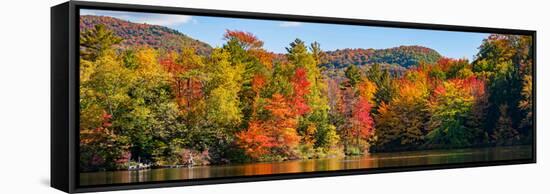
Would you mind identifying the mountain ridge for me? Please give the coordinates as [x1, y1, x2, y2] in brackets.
[81, 15, 442, 68]
[80, 15, 212, 55]
[322, 46, 442, 68]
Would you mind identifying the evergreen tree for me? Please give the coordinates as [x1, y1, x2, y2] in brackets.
[80, 24, 122, 61]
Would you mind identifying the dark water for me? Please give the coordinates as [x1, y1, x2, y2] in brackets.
[80, 145, 532, 186]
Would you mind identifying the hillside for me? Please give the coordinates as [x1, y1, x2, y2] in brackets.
[80, 15, 212, 55]
[80, 15, 441, 69]
[323, 46, 442, 68]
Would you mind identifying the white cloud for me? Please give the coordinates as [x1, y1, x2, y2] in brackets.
[279, 22, 302, 27]
[134, 15, 192, 26]
[80, 9, 192, 27]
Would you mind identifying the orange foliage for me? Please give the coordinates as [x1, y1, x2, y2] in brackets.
[436, 57, 454, 72]
[396, 80, 428, 104]
[357, 80, 377, 104]
[434, 76, 486, 100]
[251, 73, 266, 116]
[160, 52, 203, 113]
[160, 52, 184, 74]
[265, 94, 297, 125]
[237, 94, 300, 160]
[236, 121, 274, 159]
[252, 74, 266, 95]
[249, 49, 275, 69]
[224, 30, 264, 50]
[453, 76, 486, 98]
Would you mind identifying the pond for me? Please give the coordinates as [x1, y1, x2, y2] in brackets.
[79, 145, 532, 186]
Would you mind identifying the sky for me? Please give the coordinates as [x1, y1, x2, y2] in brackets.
[81, 9, 490, 60]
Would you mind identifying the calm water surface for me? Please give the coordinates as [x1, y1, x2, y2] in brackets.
[80, 145, 532, 186]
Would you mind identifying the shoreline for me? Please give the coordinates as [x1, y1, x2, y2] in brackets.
[80, 144, 532, 174]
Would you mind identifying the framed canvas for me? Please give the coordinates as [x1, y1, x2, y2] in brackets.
[51, 1, 536, 193]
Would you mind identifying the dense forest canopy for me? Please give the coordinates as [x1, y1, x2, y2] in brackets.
[322, 46, 442, 68]
[79, 17, 533, 172]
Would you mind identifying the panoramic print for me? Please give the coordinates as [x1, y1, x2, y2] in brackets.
[78, 9, 534, 186]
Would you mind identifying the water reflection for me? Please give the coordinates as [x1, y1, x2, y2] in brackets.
[80, 145, 532, 186]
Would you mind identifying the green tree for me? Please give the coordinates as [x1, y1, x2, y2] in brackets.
[344, 65, 363, 87]
[426, 81, 474, 148]
[204, 48, 244, 125]
[80, 24, 122, 61]
[223, 30, 271, 129]
[366, 64, 397, 108]
[286, 40, 337, 155]
[473, 35, 532, 140]
[201, 48, 246, 161]
[492, 104, 520, 145]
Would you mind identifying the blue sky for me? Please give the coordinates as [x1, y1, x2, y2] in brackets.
[81, 9, 490, 60]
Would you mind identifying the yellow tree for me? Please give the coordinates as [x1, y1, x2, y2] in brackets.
[373, 69, 429, 151]
[205, 48, 245, 126]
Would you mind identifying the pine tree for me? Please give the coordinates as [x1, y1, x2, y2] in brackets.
[80, 24, 123, 61]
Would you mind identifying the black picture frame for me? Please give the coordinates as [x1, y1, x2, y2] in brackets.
[51, 1, 536, 193]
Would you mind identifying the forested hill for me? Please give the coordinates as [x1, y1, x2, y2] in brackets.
[80, 15, 212, 55]
[322, 46, 442, 68]
[81, 15, 441, 68]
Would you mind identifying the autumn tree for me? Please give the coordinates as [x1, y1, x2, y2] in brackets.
[426, 78, 478, 148]
[80, 26, 181, 166]
[236, 121, 273, 160]
[285, 39, 337, 155]
[463, 77, 490, 145]
[237, 94, 300, 161]
[251, 73, 267, 117]
[78, 20, 535, 169]
[79, 26, 132, 169]
[290, 67, 311, 116]
[175, 48, 206, 115]
[204, 48, 244, 125]
[372, 70, 430, 151]
[357, 79, 377, 104]
[223, 30, 271, 128]
[224, 30, 263, 50]
[80, 112, 130, 171]
[348, 97, 375, 153]
[326, 79, 347, 152]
